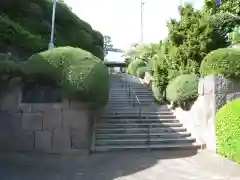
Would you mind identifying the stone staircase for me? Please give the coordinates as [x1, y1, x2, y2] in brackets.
[91, 74, 199, 152]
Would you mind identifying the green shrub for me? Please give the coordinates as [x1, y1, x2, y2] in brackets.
[200, 48, 240, 78]
[127, 59, 146, 76]
[0, 60, 24, 92]
[151, 83, 163, 103]
[136, 66, 148, 79]
[24, 46, 109, 108]
[166, 74, 199, 103]
[216, 99, 240, 164]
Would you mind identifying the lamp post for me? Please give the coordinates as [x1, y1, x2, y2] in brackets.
[48, 0, 57, 50]
[140, 0, 145, 44]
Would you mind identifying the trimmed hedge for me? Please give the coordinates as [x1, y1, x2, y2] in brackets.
[136, 66, 148, 79]
[215, 99, 240, 164]
[24, 46, 109, 108]
[127, 59, 146, 76]
[166, 74, 199, 103]
[200, 48, 240, 78]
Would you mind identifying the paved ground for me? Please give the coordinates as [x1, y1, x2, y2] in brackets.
[0, 150, 240, 180]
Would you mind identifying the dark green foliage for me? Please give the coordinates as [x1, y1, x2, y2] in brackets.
[210, 13, 240, 45]
[0, 0, 104, 60]
[166, 74, 199, 103]
[0, 15, 46, 56]
[215, 99, 240, 164]
[204, 0, 240, 15]
[167, 4, 227, 68]
[200, 48, 240, 78]
[127, 59, 146, 76]
[136, 66, 148, 79]
[24, 46, 109, 107]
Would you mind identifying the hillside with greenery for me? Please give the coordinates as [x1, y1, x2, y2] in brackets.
[0, 0, 104, 60]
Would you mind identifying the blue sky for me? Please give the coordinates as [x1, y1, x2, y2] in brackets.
[65, 0, 203, 61]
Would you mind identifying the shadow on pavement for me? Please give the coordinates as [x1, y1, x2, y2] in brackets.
[0, 150, 197, 180]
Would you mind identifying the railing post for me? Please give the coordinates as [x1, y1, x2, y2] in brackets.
[128, 84, 130, 97]
[139, 105, 141, 120]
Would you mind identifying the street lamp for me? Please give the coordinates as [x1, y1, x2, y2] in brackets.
[140, 0, 148, 44]
[48, 0, 57, 50]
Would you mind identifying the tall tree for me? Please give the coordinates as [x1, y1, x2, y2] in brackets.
[103, 35, 113, 56]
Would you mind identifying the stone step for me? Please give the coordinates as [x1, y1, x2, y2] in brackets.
[95, 122, 183, 128]
[98, 118, 179, 123]
[108, 99, 155, 102]
[95, 131, 191, 139]
[104, 105, 169, 110]
[107, 102, 156, 106]
[100, 114, 176, 119]
[109, 91, 152, 94]
[102, 111, 173, 116]
[94, 143, 200, 152]
[95, 137, 196, 146]
[95, 127, 186, 133]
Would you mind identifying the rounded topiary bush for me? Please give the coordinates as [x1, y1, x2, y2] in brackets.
[24, 46, 109, 108]
[215, 99, 240, 163]
[127, 59, 146, 76]
[200, 48, 240, 78]
[136, 66, 148, 79]
[166, 74, 199, 104]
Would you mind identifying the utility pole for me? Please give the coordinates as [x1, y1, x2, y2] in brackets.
[140, 0, 145, 44]
[49, 0, 57, 50]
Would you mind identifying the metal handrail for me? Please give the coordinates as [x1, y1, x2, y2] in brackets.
[122, 74, 141, 120]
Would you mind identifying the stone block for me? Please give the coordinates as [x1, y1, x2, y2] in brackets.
[71, 128, 89, 149]
[62, 99, 70, 110]
[22, 113, 43, 131]
[19, 103, 32, 113]
[69, 101, 87, 110]
[53, 130, 71, 152]
[0, 113, 11, 132]
[63, 110, 89, 129]
[31, 103, 62, 112]
[0, 90, 20, 112]
[9, 113, 22, 132]
[0, 132, 12, 149]
[35, 131, 52, 150]
[11, 131, 34, 150]
[43, 110, 62, 131]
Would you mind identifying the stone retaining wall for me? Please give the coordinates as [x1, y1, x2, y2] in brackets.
[171, 75, 240, 152]
[0, 88, 96, 154]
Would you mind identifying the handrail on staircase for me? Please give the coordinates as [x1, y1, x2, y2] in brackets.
[123, 73, 142, 120]
[132, 90, 142, 120]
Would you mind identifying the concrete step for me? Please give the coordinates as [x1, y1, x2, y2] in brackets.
[96, 122, 183, 128]
[104, 105, 169, 110]
[107, 102, 156, 106]
[109, 91, 152, 94]
[95, 137, 196, 146]
[94, 143, 200, 152]
[95, 131, 191, 139]
[108, 99, 155, 103]
[103, 111, 173, 116]
[96, 127, 186, 133]
[100, 114, 176, 119]
[98, 118, 179, 123]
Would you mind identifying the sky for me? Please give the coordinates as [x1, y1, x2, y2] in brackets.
[65, 0, 204, 61]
